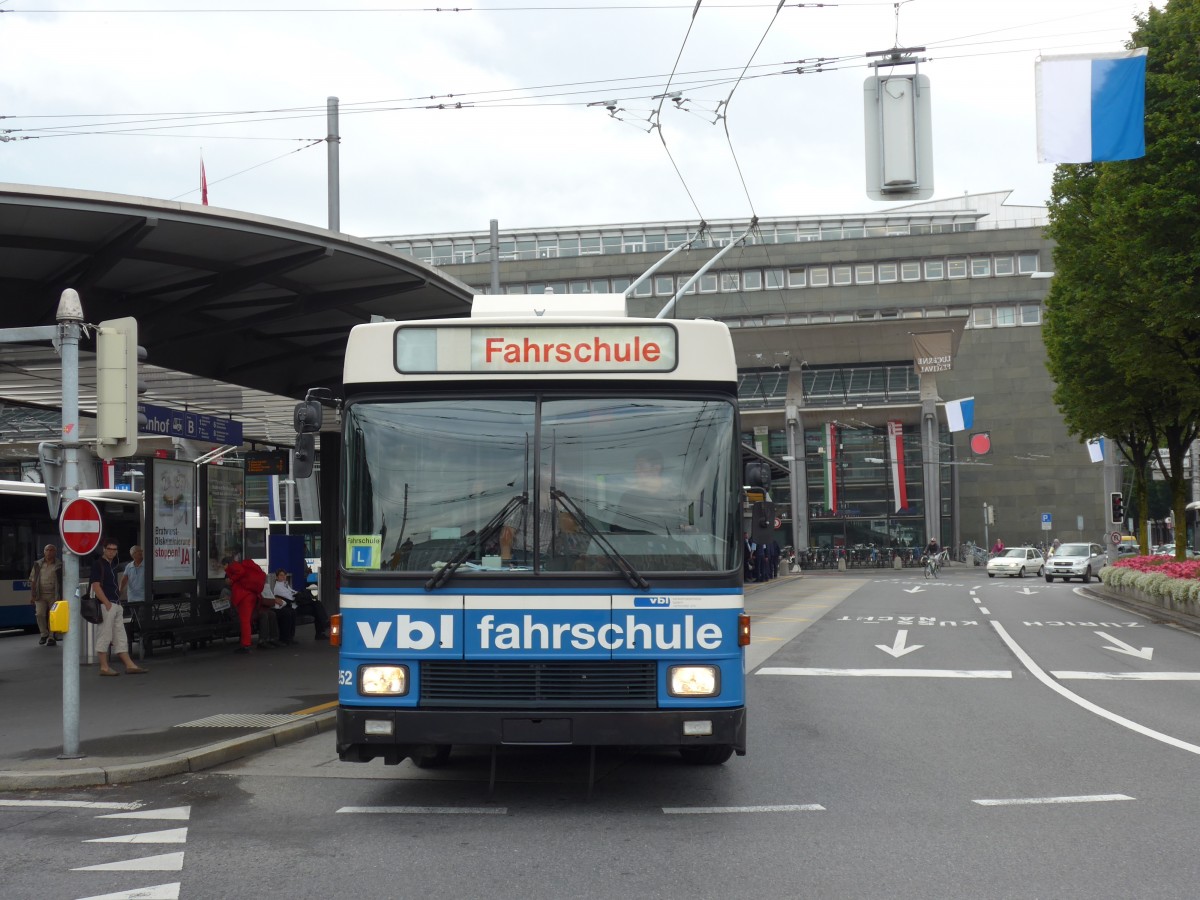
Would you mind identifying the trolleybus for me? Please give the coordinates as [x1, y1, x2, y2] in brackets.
[325, 294, 750, 769]
[0, 481, 141, 630]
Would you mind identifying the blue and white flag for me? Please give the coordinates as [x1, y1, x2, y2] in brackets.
[1036, 48, 1148, 164]
[945, 397, 974, 433]
[1086, 438, 1105, 463]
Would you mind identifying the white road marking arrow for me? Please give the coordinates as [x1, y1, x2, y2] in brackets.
[72, 852, 185, 872]
[1095, 631, 1154, 660]
[904, 586, 925, 594]
[98, 806, 190, 821]
[85, 827, 187, 844]
[76, 884, 180, 900]
[1016, 588, 1037, 595]
[875, 629, 924, 658]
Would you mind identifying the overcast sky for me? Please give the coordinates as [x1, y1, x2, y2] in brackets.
[1, 0, 1153, 238]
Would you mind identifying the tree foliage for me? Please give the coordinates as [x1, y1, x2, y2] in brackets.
[1044, 0, 1200, 557]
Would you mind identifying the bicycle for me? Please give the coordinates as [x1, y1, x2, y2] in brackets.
[922, 553, 939, 579]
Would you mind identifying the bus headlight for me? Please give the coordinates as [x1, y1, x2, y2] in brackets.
[668, 665, 720, 697]
[359, 665, 409, 696]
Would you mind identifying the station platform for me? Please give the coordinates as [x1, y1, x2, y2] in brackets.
[0, 627, 337, 791]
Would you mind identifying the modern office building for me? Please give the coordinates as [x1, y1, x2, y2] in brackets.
[376, 191, 1106, 557]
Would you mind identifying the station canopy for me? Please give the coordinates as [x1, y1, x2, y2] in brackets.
[0, 184, 474, 457]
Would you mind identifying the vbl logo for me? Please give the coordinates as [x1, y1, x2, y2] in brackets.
[634, 596, 671, 607]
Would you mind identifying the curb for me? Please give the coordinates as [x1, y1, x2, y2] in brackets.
[1082, 584, 1200, 634]
[0, 710, 337, 791]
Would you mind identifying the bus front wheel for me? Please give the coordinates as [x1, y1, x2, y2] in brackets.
[679, 744, 734, 765]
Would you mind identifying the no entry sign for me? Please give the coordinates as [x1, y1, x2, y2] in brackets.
[60, 498, 103, 556]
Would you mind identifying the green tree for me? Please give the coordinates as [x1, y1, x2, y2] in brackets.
[1043, 0, 1200, 558]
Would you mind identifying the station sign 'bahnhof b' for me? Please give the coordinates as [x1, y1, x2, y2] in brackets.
[139, 402, 243, 446]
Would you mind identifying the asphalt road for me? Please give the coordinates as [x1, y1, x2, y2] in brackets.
[5, 571, 1200, 900]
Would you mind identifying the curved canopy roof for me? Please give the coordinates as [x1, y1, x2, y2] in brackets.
[0, 184, 475, 452]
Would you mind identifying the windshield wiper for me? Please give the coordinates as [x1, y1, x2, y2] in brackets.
[551, 488, 650, 590]
[425, 493, 527, 591]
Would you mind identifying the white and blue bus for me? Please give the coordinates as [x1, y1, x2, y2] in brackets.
[0, 482, 142, 631]
[330, 294, 749, 768]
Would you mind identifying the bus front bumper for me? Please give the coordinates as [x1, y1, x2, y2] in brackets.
[337, 706, 746, 763]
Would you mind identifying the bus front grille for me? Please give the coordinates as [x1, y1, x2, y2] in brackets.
[419, 661, 658, 709]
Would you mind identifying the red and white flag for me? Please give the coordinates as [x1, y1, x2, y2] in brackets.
[887, 420, 908, 513]
[201, 158, 209, 206]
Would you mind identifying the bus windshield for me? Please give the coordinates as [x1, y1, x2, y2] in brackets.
[345, 395, 738, 576]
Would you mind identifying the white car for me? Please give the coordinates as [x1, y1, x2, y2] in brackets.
[986, 547, 1045, 578]
[1044, 542, 1107, 583]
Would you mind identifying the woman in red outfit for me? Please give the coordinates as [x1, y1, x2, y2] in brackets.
[224, 552, 266, 653]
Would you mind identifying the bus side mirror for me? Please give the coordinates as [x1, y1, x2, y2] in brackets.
[294, 399, 323, 434]
[293, 433, 316, 479]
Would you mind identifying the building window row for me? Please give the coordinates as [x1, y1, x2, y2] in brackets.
[968, 305, 1043, 328]
[499, 252, 1041, 300]
[388, 218, 1019, 266]
[738, 364, 920, 409]
[720, 303, 1041, 330]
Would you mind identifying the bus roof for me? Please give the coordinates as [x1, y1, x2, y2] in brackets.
[0, 481, 139, 505]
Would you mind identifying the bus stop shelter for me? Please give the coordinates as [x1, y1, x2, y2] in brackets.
[0, 182, 476, 453]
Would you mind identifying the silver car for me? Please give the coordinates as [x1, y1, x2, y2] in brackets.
[1044, 542, 1107, 583]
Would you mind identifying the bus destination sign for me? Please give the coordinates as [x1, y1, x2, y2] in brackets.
[396, 324, 679, 374]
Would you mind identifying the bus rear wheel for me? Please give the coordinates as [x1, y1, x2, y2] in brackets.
[409, 744, 452, 768]
[679, 744, 734, 765]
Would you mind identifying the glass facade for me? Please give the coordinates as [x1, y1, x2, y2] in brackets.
[742, 420, 952, 564]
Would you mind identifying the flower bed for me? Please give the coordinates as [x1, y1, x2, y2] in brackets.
[1100, 555, 1200, 614]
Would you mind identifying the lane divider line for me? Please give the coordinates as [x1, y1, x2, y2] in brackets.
[663, 804, 825, 814]
[759, 667, 1011, 678]
[990, 621, 1200, 756]
[336, 806, 507, 815]
[973, 793, 1133, 806]
[1052, 671, 1200, 681]
[0, 800, 141, 810]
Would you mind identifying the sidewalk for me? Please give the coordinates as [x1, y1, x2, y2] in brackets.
[0, 628, 337, 791]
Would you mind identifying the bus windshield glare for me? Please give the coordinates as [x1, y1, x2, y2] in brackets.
[344, 395, 738, 576]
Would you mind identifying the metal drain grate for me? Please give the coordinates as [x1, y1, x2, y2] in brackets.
[175, 713, 303, 729]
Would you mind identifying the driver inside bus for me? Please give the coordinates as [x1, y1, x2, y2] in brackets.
[613, 449, 697, 536]
[498, 470, 588, 569]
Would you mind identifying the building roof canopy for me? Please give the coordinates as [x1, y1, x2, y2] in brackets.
[0, 184, 475, 450]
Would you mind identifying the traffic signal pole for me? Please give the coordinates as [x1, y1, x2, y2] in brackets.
[57, 290, 85, 758]
[0, 291, 86, 757]
[1103, 441, 1121, 565]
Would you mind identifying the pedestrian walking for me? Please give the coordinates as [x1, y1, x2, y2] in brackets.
[119, 545, 146, 603]
[90, 540, 148, 676]
[29, 543, 63, 646]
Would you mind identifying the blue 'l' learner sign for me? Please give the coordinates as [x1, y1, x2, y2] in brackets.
[346, 535, 382, 569]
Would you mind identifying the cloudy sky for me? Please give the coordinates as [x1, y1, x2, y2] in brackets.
[1, 0, 1152, 238]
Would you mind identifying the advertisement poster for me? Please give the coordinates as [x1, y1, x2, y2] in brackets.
[152, 459, 196, 579]
[207, 466, 245, 579]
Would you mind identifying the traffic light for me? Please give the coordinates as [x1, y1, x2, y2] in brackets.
[751, 500, 774, 544]
[96, 317, 147, 458]
[1110, 492, 1124, 525]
